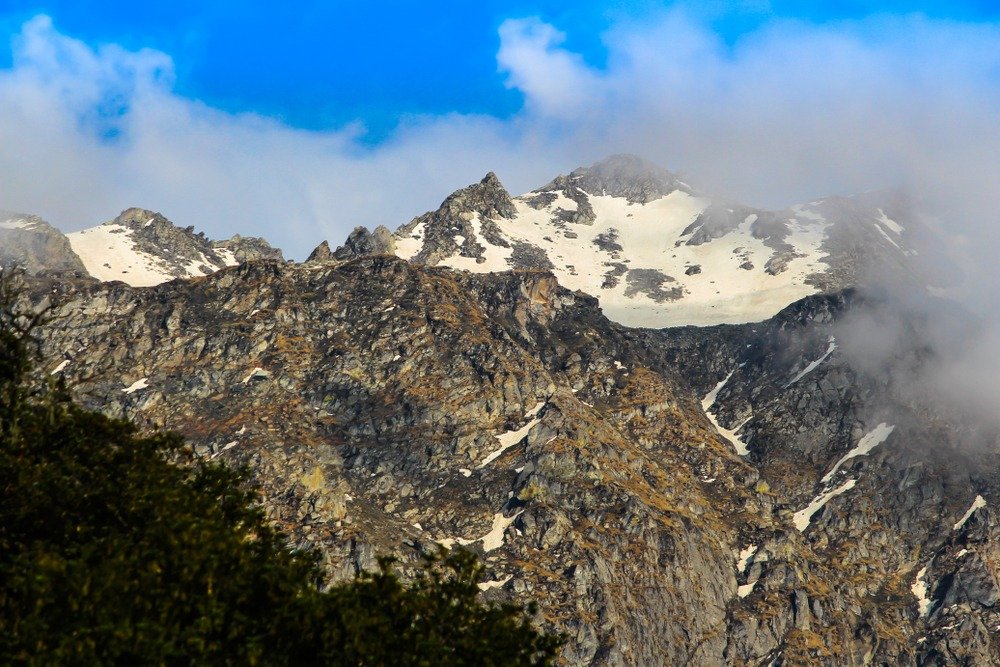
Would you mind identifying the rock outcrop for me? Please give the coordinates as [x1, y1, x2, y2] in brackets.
[330, 226, 395, 261]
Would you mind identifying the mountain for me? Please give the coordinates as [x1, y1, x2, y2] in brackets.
[20, 252, 999, 665]
[354, 154, 923, 327]
[65, 207, 283, 286]
[7, 155, 997, 664]
[0, 211, 88, 275]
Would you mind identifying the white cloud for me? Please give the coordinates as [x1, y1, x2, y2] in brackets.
[0, 11, 997, 271]
[497, 18, 603, 120]
[0, 15, 578, 257]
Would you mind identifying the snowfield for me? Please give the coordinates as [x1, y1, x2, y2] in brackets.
[400, 186, 837, 327]
[389, 159, 917, 329]
[67, 220, 238, 287]
[68, 225, 181, 286]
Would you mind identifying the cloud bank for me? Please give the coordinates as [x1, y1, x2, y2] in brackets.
[0, 10, 997, 273]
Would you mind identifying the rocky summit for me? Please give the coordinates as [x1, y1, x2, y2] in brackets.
[65, 207, 283, 286]
[5, 156, 1000, 665]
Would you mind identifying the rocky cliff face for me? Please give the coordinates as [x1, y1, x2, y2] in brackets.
[20, 250, 1000, 665]
[0, 211, 88, 276]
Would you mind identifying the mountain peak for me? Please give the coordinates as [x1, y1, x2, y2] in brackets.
[0, 211, 88, 275]
[110, 207, 170, 229]
[63, 208, 282, 286]
[566, 154, 691, 204]
[438, 172, 516, 221]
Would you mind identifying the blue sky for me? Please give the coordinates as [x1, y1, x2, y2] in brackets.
[2, 1, 996, 140]
[0, 2, 997, 258]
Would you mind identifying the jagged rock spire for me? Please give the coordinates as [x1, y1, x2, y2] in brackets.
[306, 240, 333, 263]
[437, 172, 517, 221]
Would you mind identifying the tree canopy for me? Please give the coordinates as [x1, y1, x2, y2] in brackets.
[0, 272, 561, 665]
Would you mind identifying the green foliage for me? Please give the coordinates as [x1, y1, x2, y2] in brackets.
[0, 272, 561, 666]
[315, 550, 562, 666]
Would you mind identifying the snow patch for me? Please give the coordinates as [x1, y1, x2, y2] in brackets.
[0, 217, 34, 230]
[876, 209, 905, 234]
[793, 479, 857, 531]
[701, 373, 750, 456]
[50, 359, 70, 374]
[215, 247, 240, 267]
[122, 378, 149, 394]
[439, 214, 513, 272]
[786, 337, 836, 387]
[737, 545, 758, 573]
[394, 222, 425, 260]
[477, 401, 545, 468]
[953, 495, 987, 530]
[436, 510, 524, 552]
[702, 373, 732, 412]
[435, 536, 472, 549]
[242, 367, 269, 384]
[477, 575, 512, 591]
[482, 511, 524, 552]
[911, 566, 933, 616]
[874, 223, 902, 250]
[820, 423, 894, 483]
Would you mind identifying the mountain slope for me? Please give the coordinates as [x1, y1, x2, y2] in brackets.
[381, 155, 921, 327]
[66, 207, 283, 286]
[22, 256, 1000, 665]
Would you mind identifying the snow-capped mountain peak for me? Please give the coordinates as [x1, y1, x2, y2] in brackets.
[66, 208, 282, 286]
[383, 156, 918, 327]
